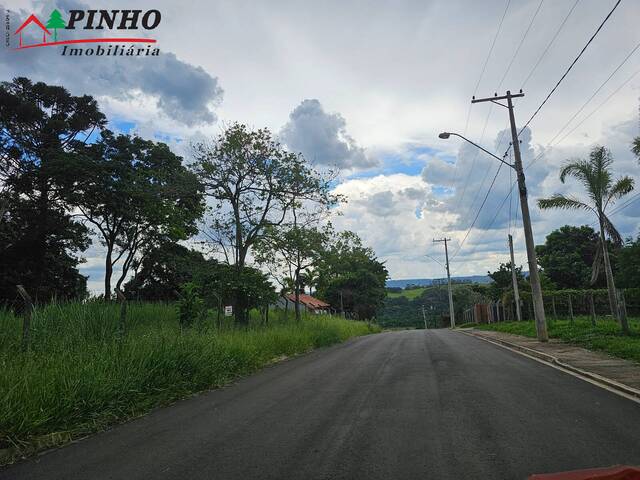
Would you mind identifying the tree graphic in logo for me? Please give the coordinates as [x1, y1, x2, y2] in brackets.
[46, 9, 66, 41]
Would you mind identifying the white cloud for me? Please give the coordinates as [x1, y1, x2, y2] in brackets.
[280, 99, 376, 169]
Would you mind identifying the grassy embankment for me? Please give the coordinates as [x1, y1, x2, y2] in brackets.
[0, 302, 378, 461]
[464, 317, 640, 363]
[386, 287, 426, 300]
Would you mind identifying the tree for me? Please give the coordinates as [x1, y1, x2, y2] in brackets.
[76, 131, 204, 299]
[535, 225, 602, 289]
[123, 243, 208, 301]
[255, 223, 331, 321]
[0, 77, 105, 305]
[191, 123, 333, 324]
[616, 235, 640, 289]
[538, 146, 634, 333]
[632, 136, 640, 161]
[46, 9, 66, 41]
[487, 262, 527, 302]
[315, 231, 388, 320]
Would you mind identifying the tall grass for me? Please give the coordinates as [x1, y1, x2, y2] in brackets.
[0, 302, 378, 457]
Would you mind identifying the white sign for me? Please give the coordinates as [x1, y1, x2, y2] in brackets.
[224, 305, 233, 317]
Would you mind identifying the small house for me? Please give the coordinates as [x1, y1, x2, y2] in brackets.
[276, 293, 331, 315]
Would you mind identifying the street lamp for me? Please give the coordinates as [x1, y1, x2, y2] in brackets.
[439, 132, 513, 169]
[440, 116, 548, 342]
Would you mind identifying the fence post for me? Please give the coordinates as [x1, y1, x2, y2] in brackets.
[589, 292, 596, 326]
[617, 290, 628, 326]
[551, 296, 557, 319]
[116, 289, 127, 336]
[620, 290, 628, 320]
[16, 285, 33, 352]
[568, 294, 574, 324]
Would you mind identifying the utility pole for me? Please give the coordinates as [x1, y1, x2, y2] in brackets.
[472, 90, 548, 341]
[421, 304, 428, 329]
[433, 238, 455, 328]
[508, 234, 522, 322]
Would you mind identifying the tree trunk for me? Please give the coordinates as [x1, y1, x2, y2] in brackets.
[294, 268, 302, 322]
[104, 244, 113, 300]
[598, 215, 627, 333]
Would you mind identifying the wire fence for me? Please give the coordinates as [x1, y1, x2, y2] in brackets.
[462, 288, 640, 325]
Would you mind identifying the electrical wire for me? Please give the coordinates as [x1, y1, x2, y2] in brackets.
[521, 0, 581, 88]
[518, 0, 623, 135]
[452, 162, 505, 258]
[497, 0, 545, 90]
[547, 39, 640, 147]
[524, 63, 640, 171]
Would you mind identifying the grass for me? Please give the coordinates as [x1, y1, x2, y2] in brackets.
[386, 287, 426, 300]
[0, 301, 378, 460]
[471, 316, 640, 363]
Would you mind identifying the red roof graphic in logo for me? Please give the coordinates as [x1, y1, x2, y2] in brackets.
[14, 14, 51, 48]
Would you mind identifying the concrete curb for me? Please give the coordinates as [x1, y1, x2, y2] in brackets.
[460, 329, 640, 402]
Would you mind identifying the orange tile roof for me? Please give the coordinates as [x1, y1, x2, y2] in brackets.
[285, 293, 330, 309]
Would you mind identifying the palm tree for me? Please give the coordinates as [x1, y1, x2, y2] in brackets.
[538, 146, 634, 333]
[632, 136, 640, 161]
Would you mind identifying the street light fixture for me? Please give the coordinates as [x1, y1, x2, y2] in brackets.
[439, 132, 513, 169]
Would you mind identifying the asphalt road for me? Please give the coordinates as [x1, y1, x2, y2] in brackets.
[3, 329, 640, 480]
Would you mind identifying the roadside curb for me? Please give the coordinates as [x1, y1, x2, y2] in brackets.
[460, 329, 640, 402]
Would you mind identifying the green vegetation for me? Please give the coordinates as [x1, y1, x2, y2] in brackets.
[538, 146, 635, 333]
[381, 284, 484, 329]
[474, 318, 640, 363]
[0, 301, 378, 459]
[386, 287, 426, 300]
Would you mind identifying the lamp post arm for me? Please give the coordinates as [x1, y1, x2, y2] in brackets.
[447, 133, 514, 169]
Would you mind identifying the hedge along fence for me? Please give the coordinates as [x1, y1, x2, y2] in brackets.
[512, 287, 640, 321]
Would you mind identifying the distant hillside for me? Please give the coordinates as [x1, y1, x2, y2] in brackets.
[386, 276, 491, 288]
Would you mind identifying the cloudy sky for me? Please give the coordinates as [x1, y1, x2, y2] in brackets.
[2, 0, 640, 290]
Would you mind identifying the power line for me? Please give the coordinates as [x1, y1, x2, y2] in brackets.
[521, 0, 581, 88]
[524, 63, 640, 171]
[452, 162, 505, 258]
[518, 0, 623, 135]
[455, 0, 512, 215]
[609, 192, 640, 217]
[547, 39, 640, 146]
[552, 65, 640, 148]
[497, 0, 545, 89]
[463, 0, 512, 135]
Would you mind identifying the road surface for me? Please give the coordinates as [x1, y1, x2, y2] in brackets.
[2, 329, 640, 479]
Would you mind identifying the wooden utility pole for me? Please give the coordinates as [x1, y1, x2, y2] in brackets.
[472, 90, 548, 341]
[433, 238, 455, 328]
[508, 234, 522, 322]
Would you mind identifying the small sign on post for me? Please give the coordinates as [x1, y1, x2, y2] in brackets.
[224, 305, 233, 317]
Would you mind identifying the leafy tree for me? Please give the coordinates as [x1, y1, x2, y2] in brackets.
[538, 146, 634, 333]
[255, 223, 331, 321]
[124, 243, 207, 301]
[124, 242, 276, 316]
[76, 131, 204, 299]
[535, 225, 603, 289]
[487, 262, 527, 302]
[46, 9, 66, 41]
[191, 123, 333, 324]
[315, 231, 388, 320]
[0, 77, 105, 305]
[616, 235, 640, 289]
